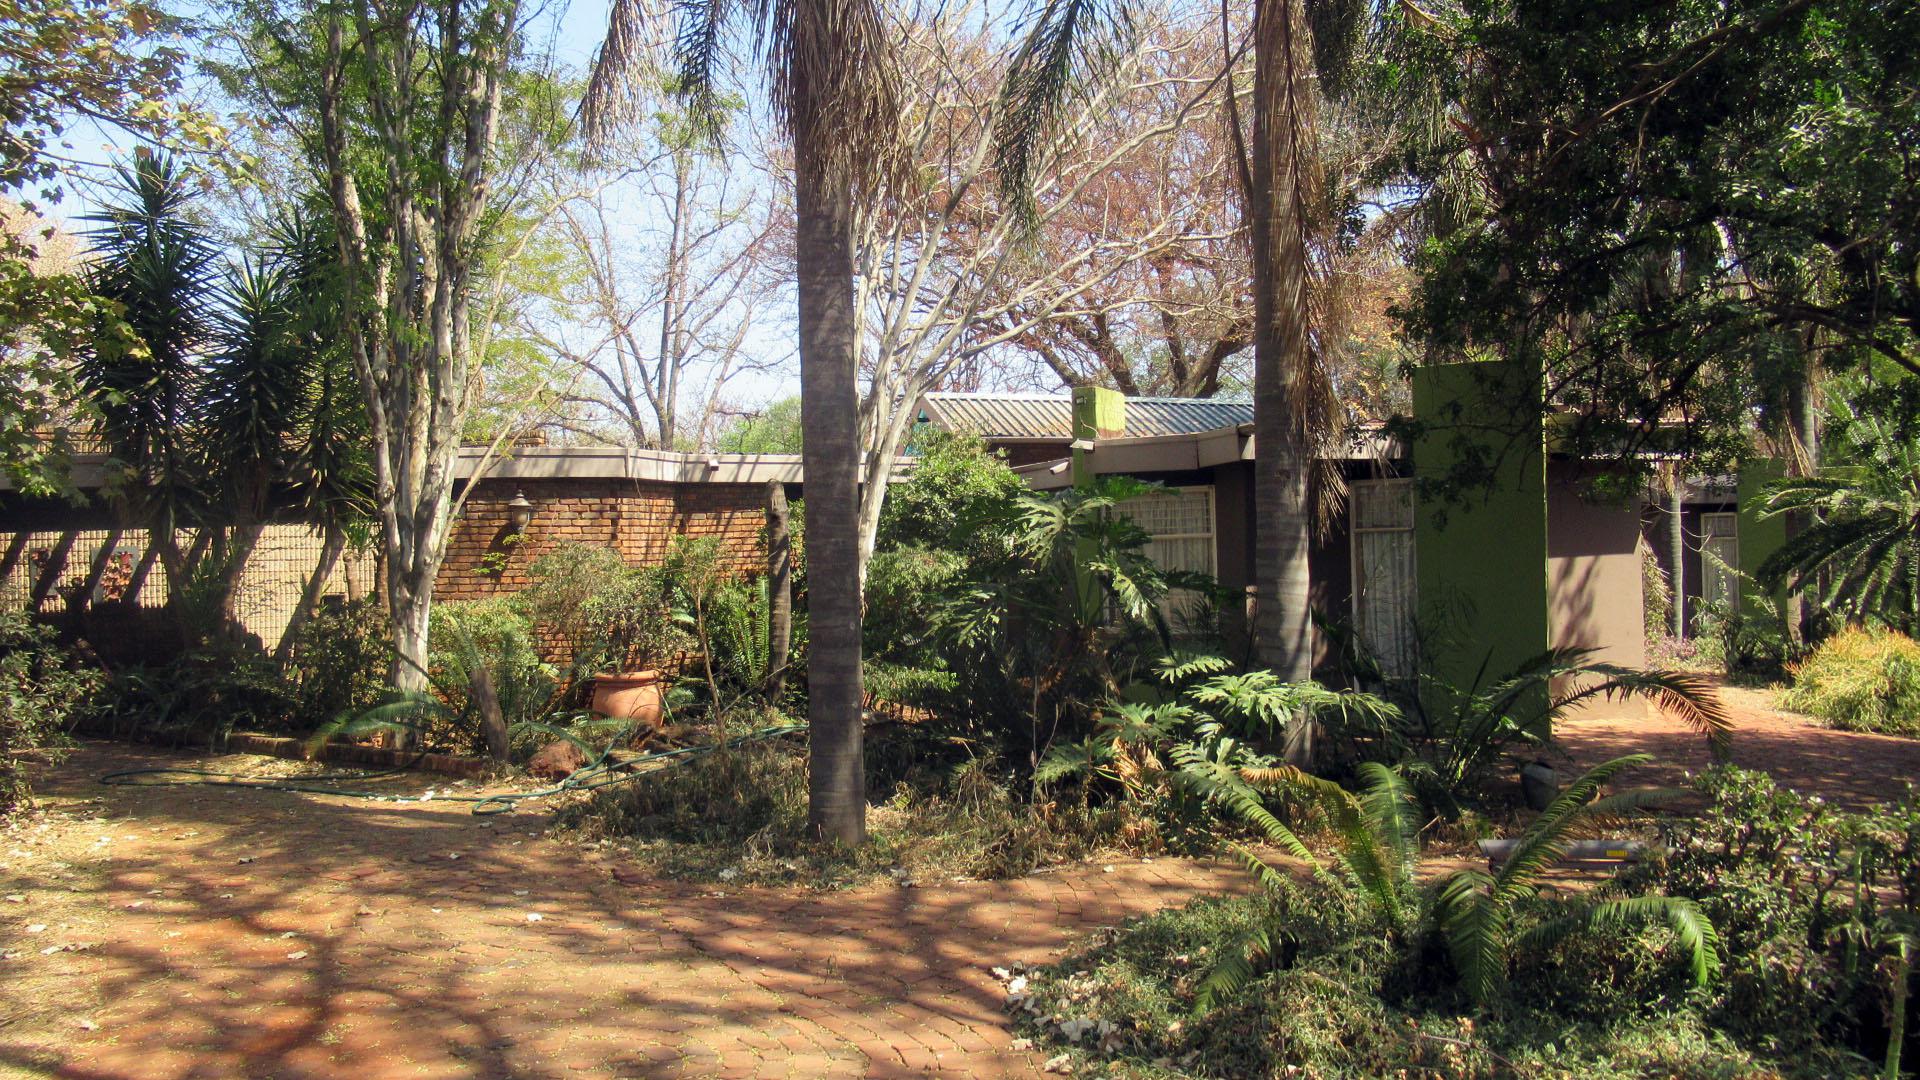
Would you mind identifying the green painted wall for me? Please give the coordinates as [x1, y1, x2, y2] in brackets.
[1070, 386, 1124, 488]
[1412, 362, 1551, 687]
[1737, 459, 1788, 611]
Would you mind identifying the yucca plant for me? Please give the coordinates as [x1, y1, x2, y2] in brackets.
[1433, 753, 1720, 1008]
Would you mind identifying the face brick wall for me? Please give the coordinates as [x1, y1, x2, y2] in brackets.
[436, 477, 768, 604]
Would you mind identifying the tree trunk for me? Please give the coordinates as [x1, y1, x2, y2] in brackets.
[277, 522, 349, 664]
[1249, 0, 1315, 684]
[1668, 465, 1686, 640]
[469, 661, 509, 761]
[764, 479, 793, 700]
[796, 137, 867, 846]
[213, 521, 267, 638]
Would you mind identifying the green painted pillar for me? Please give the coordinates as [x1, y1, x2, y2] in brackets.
[1736, 459, 1788, 611]
[1411, 361, 1550, 687]
[1070, 386, 1125, 489]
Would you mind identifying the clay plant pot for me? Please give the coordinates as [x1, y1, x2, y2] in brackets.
[589, 670, 666, 728]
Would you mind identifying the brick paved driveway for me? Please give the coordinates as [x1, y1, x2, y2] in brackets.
[0, 743, 1241, 1079]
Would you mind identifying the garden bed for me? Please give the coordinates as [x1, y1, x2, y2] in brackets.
[223, 732, 494, 779]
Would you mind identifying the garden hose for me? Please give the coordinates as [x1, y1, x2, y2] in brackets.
[96, 723, 810, 816]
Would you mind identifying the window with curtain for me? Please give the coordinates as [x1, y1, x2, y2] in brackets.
[1119, 487, 1216, 626]
[1351, 479, 1416, 678]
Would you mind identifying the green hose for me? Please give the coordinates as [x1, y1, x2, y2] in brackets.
[98, 723, 809, 816]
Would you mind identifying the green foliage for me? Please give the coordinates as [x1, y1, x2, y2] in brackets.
[283, 597, 390, 729]
[0, 0, 220, 496]
[525, 542, 685, 680]
[562, 725, 1129, 887]
[94, 640, 295, 746]
[1012, 880, 1852, 1079]
[1433, 755, 1714, 1007]
[1760, 395, 1920, 634]
[713, 397, 803, 454]
[1622, 766, 1920, 1067]
[1398, 0, 1920, 483]
[1783, 628, 1920, 735]
[876, 431, 1027, 554]
[0, 613, 100, 814]
[1036, 656, 1399, 852]
[928, 477, 1223, 766]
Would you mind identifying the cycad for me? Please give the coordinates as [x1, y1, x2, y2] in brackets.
[1758, 400, 1920, 634]
[1193, 761, 1419, 1011]
[1433, 753, 1720, 1007]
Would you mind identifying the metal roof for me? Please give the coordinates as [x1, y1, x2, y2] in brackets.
[920, 392, 1253, 440]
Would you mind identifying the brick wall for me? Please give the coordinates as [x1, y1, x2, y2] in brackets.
[436, 477, 769, 604]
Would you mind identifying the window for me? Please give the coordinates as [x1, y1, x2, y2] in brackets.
[1351, 479, 1416, 678]
[1121, 486, 1216, 578]
[1119, 487, 1216, 625]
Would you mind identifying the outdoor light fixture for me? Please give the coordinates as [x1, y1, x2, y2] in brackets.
[1069, 438, 1096, 452]
[506, 490, 536, 534]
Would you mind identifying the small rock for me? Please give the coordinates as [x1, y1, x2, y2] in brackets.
[1011, 1038, 1033, 1051]
[4, 894, 23, 903]
[525, 912, 544, 922]
[286, 950, 308, 960]
[25, 924, 46, 934]
[526, 741, 590, 780]
[1042, 1053, 1074, 1073]
[77, 1019, 97, 1031]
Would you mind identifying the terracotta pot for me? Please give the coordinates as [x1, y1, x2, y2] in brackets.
[589, 670, 666, 727]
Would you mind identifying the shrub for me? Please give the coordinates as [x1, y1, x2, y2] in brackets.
[94, 639, 294, 745]
[1783, 627, 1920, 734]
[0, 613, 100, 814]
[283, 597, 390, 729]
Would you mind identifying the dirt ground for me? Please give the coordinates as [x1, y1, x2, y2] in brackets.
[0, 683, 1909, 1080]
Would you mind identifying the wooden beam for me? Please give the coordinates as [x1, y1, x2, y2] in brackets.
[123, 535, 162, 606]
[70, 529, 124, 614]
[28, 531, 78, 609]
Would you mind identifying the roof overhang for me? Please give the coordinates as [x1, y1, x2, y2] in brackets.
[1013, 423, 1405, 490]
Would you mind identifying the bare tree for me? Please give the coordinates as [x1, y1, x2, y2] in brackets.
[849, 1, 1242, 574]
[534, 112, 791, 450]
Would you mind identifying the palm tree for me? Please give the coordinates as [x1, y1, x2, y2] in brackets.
[585, 0, 897, 843]
[77, 154, 219, 598]
[1758, 399, 1920, 634]
[995, 0, 1346, 683]
[199, 254, 310, 631]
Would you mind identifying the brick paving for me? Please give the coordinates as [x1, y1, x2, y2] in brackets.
[1556, 683, 1920, 807]
[0, 743, 1242, 1080]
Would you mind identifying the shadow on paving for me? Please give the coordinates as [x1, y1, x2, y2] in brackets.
[0, 742, 1241, 1080]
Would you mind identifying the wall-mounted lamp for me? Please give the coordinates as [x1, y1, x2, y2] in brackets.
[1069, 438, 1096, 452]
[506, 490, 536, 534]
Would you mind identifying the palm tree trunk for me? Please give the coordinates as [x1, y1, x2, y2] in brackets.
[795, 135, 867, 846]
[1249, 0, 1315, 682]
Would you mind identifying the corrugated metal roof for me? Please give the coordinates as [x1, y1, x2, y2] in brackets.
[921, 393, 1252, 440]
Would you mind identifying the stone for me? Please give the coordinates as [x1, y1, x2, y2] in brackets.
[526, 740, 590, 780]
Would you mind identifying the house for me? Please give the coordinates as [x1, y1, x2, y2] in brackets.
[920, 364, 1787, 683]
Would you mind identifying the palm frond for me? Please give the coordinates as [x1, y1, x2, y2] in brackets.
[993, 0, 1137, 226]
[1515, 895, 1721, 987]
[1193, 924, 1274, 1014]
